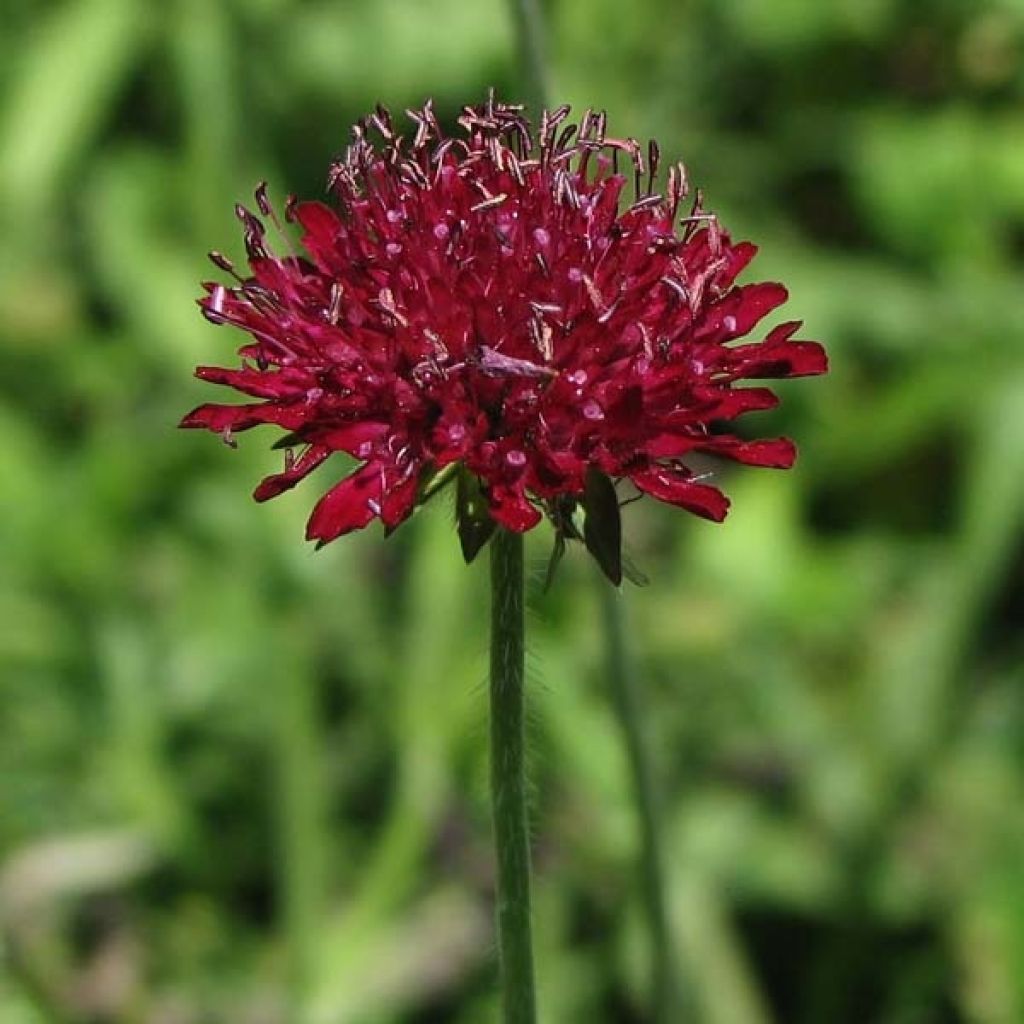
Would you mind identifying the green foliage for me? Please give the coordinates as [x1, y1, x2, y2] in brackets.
[1, 1, 1023, 1021]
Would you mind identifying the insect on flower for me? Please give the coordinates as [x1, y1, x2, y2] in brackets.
[181, 94, 827, 583]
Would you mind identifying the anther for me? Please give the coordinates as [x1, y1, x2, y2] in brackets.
[208, 250, 237, 275]
[470, 193, 508, 213]
[555, 123, 578, 153]
[647, 139, 660, 191]
[661, 276, 691, 307]
[628, 194, 664, 214]
[370, 105, 394, 141]
[254, 182, 274, 218]
[328, 284, 343, 324]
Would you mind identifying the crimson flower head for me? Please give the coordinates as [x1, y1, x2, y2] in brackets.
[182, 95, 826, 582]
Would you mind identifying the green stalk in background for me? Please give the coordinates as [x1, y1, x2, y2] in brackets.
[273, 637, 327, 1022]
[489, 528, 537, 1024]
[506, 0, 550, 116]
[599, 583, 683, 1022]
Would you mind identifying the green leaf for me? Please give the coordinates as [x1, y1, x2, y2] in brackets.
[621, 551, 650, 587]
[382, 464, 457, 538]
[418, 462, 458, 505]
[543, 532, 567, 593]
[456, 468, 495, 563]
[583, 468, 622, 585]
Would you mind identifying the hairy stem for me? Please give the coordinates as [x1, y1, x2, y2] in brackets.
[489, 528, 537, 1024]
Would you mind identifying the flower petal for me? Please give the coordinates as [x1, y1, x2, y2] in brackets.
[294, 202, 345, 273]
[700, 282, 788, 340]
[696, 436, 797, 468]
[294, 201, 342, 245]
[305, 463, 382, 544]
[488, 485, 543, 532]
[194, 365, 313, 400]
[316, 422, 390, 457]
[724, 322, 828, 379]
[254, 446, 331, 502]
[663, 386, 779, 425]
[380, 466, 421, 529]
[179, 402, 308, 433]
[719, 240, 758, 288]
[631, 466, 731, 522]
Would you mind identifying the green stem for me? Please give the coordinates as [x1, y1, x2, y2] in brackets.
[274, 641, 326, 1022]
[489, 528, 537, 1024]
[599, 582, 682, 1023]
[507, 0, 551, 113]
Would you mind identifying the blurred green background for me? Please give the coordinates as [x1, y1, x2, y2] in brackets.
[2, 0, 1024, 1021]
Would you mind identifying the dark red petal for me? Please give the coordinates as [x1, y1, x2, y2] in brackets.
[719, 241, 758, 288]
[380, 467, 420, 528]
[305, 463, 382, 544]
[733, 282, 789, 328]
[194, 365, 313, 400]
[488, 486, 543, 532]
[631, 467, 731, 522]
[724, 322, 828, 379]
[293, 201, 345, 274]
[695, 436, 797, 468]
[659, 386, 780, 427]
[250, 256, 316, 295]
[293, 201, 342, 244]
[644, 433, 693, 459]
[700, 282, 788, 340]
[762, 320, 801, 343]
[253, 446, 331, 502]
[316, 422, 390, 457]
[179, 402, 308, 432]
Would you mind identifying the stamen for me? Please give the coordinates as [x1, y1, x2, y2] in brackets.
[241, 283, 283, 314]
[203, 284, 229, 322]
[253, 183, 299, 260]
[376, 287, 409, 327]
[234, 204, 269, 259]
[208, 251, 245, 284]
[555, 123, 578, 153]
[421, 98, 440, 136]
[647, 138, 660, 192]
[661, 276, 691, 307]
[582, 274, 606, 313]
[541, 104, 571, 147]
[628, 194, 664, 214]
[370, 104, 395, 141]
[529, 316, 553, 361]
[471, 193, 508, 213]
[254, 182, 273, 217]
[399, 159, 429, 188]
[423, 328, 449, 359]
[328, 283, 343, 324]
[507, 151, 526, 186]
